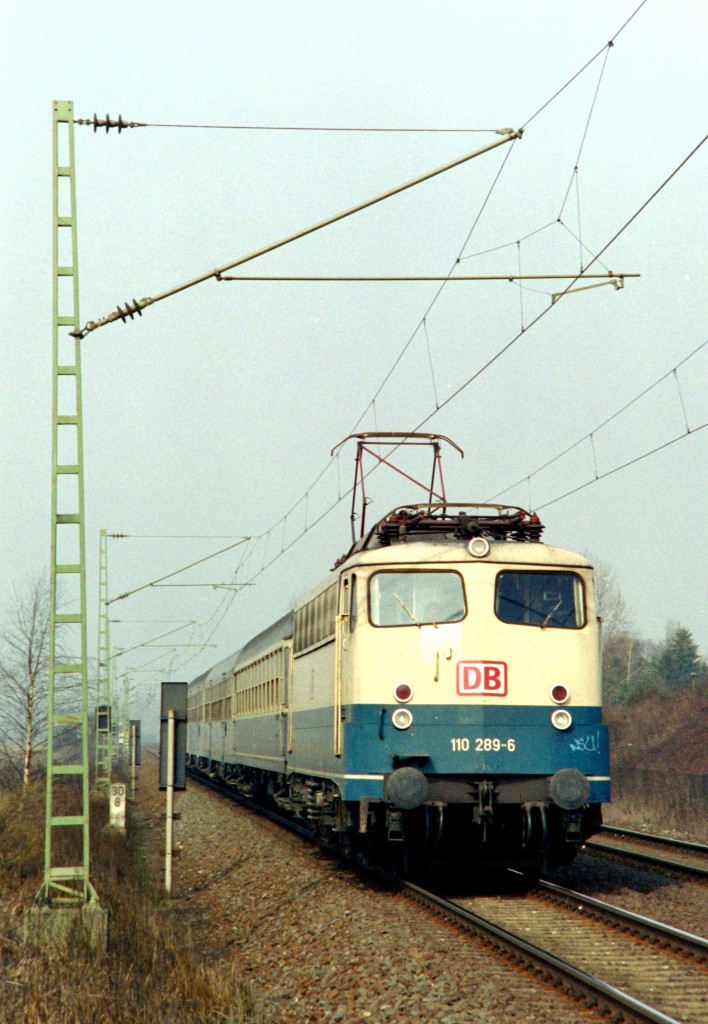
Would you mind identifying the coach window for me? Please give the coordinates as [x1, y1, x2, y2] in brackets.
[306, 601, 314, 648]
[495, 571, 585, 628]
[327, 584, 337, 632]
[313, 593, 321, 638]
[369, 571, 465, 627]
[312, 597, 319, 644]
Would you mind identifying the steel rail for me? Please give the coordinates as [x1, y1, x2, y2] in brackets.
[404, 881, 684, 1024]
[586, 835, 708, 878]
[183, 764, 700, 1022]
[538, 879, 708, 956]
[602, 824, 708, 854]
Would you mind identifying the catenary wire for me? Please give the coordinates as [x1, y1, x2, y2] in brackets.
[347, 139, 520, 431]
[410, 133, 707, 432]
[537, 423, 707, 510]
[175, 337, 707, 674]
[486, 339, 708, 500]
[135, 122, 498, 133]
[222, 138, 708, 615]
[243, 3, 630, 532]
[165, 130, 707, 673]
[124, 123, 704, 675]
[122, 3, 686, 671]
[521, 0, 648, 129]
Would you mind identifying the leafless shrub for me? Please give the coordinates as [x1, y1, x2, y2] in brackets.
[609, 768, 708, 839]
[606, 692, 708, 838]
[0, 794, 262, 1023]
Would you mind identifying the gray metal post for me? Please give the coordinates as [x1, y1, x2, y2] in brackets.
[130, 723, 137, 801]
[165, 709, 175, 894]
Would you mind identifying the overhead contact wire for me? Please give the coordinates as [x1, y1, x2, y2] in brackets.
[487, 339, 708, 500]
[180, 137, 707, 667]
[149, 1, 671, 666]
[410, 133, 708, 434]
[522, 0, 648, 129]
[351, 137, 520, 429]
[537, 424, 707, 510]
[558, 43, 613, 219]
[459, 220, 558, 263]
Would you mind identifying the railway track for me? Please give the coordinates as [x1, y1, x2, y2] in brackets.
[587, 825, 708, 878]
[406, 878, 708, 1024]
[187, 767, 707, 1022]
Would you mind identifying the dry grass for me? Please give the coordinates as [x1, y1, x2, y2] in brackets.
[606, 766, 708, 839]
[604, 690, 708, 839]
[0, 784, 263, 1024]
[606, 691, 708, 772]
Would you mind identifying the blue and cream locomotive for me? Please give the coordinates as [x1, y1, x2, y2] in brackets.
[186, 434, 610, 876]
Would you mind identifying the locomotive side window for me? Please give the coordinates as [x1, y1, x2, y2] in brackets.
[495, 571, 585, 628]
[369, 571, 465, 627]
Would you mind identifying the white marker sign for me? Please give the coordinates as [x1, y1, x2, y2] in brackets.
[109, 783, 127, 830]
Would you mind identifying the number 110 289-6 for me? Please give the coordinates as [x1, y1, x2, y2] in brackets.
[450, 737, 516, 752]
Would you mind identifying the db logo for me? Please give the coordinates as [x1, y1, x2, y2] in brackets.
[457, 661, 508, 697]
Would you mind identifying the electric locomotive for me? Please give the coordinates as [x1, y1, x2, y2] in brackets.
[186, 434, 610, 877]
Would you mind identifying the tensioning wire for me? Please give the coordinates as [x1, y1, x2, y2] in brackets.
[137, 122, 498, 133]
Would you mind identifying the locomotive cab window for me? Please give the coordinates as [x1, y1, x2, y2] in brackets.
[369, 571, 465, 627]
[495, 571, 585, 628]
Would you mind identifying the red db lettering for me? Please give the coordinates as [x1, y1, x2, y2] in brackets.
[456, 661, 508, 697]
[465, 665, 482, 690]
[484, 665, 503, 690]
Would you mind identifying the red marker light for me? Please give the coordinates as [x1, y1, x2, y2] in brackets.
[394, 683, 413, 703]
[550, 684, 569, 704]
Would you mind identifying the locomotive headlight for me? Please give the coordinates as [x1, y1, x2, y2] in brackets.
[550, 684, 569, 704]
[394, 683, 413, 703]
[392, 707, 413, 730]
[468, 536, 490, 558]
[551, 708, 573, 731]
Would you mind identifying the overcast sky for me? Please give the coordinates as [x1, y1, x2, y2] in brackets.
[1, 1, 706, 725]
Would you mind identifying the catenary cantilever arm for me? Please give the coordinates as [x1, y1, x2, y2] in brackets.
[72, 129, 523, 338]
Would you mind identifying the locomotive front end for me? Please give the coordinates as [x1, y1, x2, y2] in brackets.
[338, 512, 609, 876]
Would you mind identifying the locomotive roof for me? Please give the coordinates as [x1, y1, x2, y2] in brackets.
[191, 505, 592, 691]
[332, 503, 592, 573]
[337, 538, 593, 571]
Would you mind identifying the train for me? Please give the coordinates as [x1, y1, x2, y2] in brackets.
[186, 434, 610, 879]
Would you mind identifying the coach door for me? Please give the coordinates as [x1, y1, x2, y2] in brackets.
[279, 645, 291, 757]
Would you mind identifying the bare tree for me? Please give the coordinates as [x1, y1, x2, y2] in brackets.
[0, 572, 51, 787]
[591, 557, 641, 703]
[592, 558, 630, 637]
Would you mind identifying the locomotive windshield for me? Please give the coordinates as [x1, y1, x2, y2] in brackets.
[369, 571, 465, 627]
[495, 571, 585, 628]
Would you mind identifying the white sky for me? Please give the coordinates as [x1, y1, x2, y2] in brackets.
[1, 1, 706, 724]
